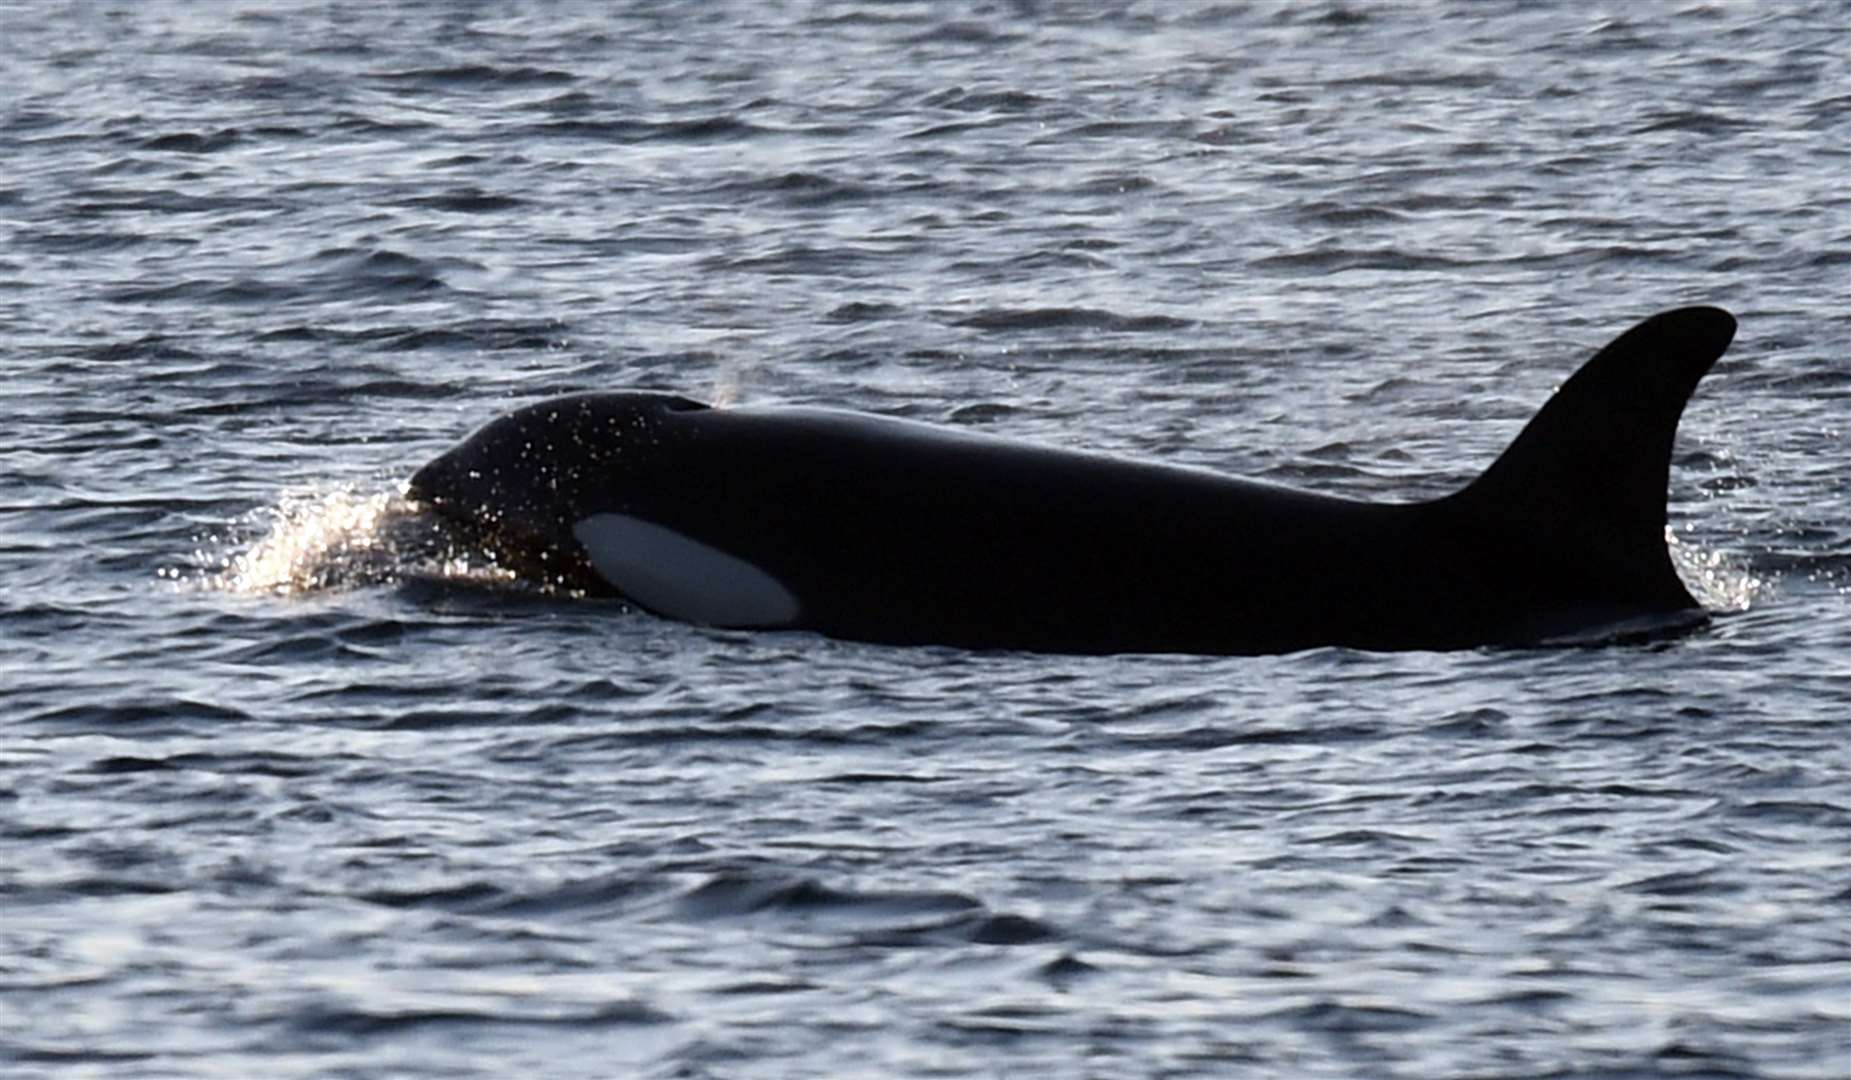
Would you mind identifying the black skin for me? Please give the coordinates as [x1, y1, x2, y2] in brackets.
[410, 306, 1735, 656]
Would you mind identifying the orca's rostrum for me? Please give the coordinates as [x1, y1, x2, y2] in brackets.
[409, 306, 1735, 655]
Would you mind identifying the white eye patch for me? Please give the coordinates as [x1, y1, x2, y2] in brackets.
[572, 513, 800, 627]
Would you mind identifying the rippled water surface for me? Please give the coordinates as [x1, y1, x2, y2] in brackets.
[4, 2, 1849, 1077]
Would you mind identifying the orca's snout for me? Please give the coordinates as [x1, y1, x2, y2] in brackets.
[408, 438, 499, 515]
[406, 452, 456, 508]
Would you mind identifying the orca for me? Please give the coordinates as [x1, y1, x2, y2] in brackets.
[407, 306, 1735, 656]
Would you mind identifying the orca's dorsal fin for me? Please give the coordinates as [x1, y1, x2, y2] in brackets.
[1453, 306, 1735, 604]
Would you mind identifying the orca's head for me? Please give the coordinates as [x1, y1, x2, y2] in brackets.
[408, 393, 700, 594]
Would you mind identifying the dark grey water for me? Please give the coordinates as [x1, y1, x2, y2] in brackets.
[3, 2, 1848, 1077]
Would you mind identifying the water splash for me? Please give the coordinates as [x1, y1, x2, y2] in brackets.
[1670, 529, 1766, 613]
[178, 485, 515, 596]
[709, 363, 750, 408]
